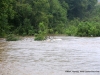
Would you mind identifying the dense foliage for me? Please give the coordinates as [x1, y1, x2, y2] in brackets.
[0, 0, 99, 40]
[66, 19, 100, 36]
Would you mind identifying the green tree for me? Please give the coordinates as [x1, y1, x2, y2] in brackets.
[12, 0, 34, 35]
[30, 0, 50, 33]
[0, 0, 15, 37]
[49, 0, 68, 33]
[65, 0, 97, 19]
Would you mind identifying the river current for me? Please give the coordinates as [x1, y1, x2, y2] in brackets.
[0, 36, 100, 75]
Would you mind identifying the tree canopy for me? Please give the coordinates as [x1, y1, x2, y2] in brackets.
[0, 0, 99, 38]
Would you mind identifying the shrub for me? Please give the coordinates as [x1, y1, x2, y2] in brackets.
[6, 34, 20, 41]
[34, 34, 46, 41]
[34, 22, 47, 41]
[66, 19, 100, 37]
[66, 25, 78, 36]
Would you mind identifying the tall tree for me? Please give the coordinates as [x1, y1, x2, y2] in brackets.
[0, 0, 15, 36]
[64, 0, 97, 19]
[49, 0, 68, 33]
[23, 0, 50, 33]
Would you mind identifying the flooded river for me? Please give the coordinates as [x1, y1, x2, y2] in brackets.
[0, 36, 100, 75]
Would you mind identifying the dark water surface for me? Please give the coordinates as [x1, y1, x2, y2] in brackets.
[0, 36, 100, 75]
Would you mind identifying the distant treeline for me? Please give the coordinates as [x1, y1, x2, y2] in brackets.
[0, 0, 100, 38]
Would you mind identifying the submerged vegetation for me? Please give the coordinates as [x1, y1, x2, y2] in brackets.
[0, 0, 100, 40]
[34, 22, 47, 40]
[6, 34, 20, 41]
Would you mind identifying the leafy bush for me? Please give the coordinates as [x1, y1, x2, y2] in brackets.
[66, 25, 78, 36]
[34, 34, 46, 41]
[66, 19, 79, 36]
[66, 19, 100, 37]
[77, 21, 100, 37]
[34, 22, 47, 41]
[6, 34, 20, 41]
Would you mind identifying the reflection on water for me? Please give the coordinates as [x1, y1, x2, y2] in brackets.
[0, 36, 100, 75]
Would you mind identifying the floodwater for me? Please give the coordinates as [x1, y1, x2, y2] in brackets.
[0, 36, 100, 75]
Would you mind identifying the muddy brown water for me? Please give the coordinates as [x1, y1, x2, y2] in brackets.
[0, 36, 100, 75]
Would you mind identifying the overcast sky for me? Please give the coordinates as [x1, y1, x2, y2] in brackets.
[98, 0, 100, 2]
